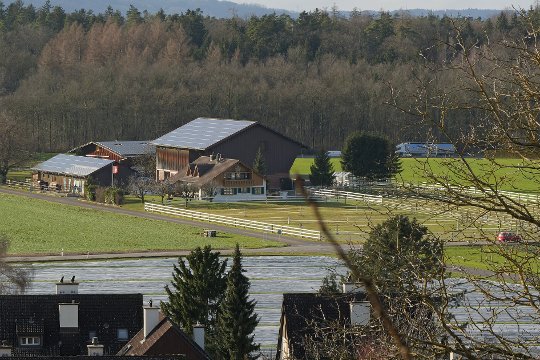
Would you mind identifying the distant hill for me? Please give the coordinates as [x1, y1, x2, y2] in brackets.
[7, 0, 298, 18]
[6, 1, 508, 19]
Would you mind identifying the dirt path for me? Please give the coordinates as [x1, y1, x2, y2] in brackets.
[0, 187, 337, 261]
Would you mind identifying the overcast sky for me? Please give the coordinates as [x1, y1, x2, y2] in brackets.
[241, 0, 536, 11]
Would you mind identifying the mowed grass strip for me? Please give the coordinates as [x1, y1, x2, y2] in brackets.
[0, 193, 282, 255]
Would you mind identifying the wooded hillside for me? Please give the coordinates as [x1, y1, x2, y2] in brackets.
[0, 1, 532, 152]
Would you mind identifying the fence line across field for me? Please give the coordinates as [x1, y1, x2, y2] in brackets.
[144, 202, 322, 240]
[309, 188, 384, 204]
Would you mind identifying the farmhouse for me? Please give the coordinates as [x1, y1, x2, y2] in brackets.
[69, 141, 155, 185]
[276, 284, 370, 360]
[152, 118, 306, 189]
[169, 155, 266, 202]
[395, 142, 456, 157]
[32, 154, 114, 195]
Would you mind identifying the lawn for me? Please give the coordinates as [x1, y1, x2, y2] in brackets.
[290, 157, 539, 193]
[445, 245, 540, 272]
[0, 193, 282, 255]
[290, 157, 343, 175]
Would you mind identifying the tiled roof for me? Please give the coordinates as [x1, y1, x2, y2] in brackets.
[277, 292, 367, 360]
[118, 316, 209, 360]
[32, 154, 113, 177]
[0, 294, 143, 356]
[16, 319, 44, 334]
[152, 118, 256, 150]
[169, 156, 241, 187]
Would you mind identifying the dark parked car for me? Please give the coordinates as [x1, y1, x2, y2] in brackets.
[497, 231, 522, 243]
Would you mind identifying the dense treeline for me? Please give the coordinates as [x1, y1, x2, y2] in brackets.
[0, 0, 535, 151]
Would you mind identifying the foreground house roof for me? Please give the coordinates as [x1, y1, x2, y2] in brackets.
[118, 317, 209, 360]
[276, 292, 368, 360]
[32, 154, 113, 177]
[152, 118, 255, 150]
[70, 141, 155, 158]
[0, 293, 143, 356]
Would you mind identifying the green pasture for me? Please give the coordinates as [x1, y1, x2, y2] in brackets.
[0, 193, 282, 255]
[291, 157, 540, 193]
[290, 157, 343, 175]
[445, 245, 540, 272]
[6, 153, 57, 181]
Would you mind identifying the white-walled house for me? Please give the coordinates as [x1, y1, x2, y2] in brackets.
[169, 155, 266, 202]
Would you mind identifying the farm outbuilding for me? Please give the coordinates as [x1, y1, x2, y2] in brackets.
[69, 140, 155, 185]
[32, 154, 114, 195]
[152, 118, 306, 190]
[395, 142, 456, 157]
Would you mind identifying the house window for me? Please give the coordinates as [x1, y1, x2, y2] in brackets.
[19, 337, 40, 346]
[237, 187, 251, 194]
[117, 328, 129, 341]
[252, 187, 264, 195]
[221, 188, 236, 195]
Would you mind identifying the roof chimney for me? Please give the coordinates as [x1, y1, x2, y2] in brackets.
[342, 282, 364, 293]
[87, 337, 104, 356]
[56, 276, 79, 294]
[58, 301, 79, 331]
[193, 323, 205, 350]
[350, 301, 370, 326]
[143, 302, 160, 340]
[0, 340, 12, 357]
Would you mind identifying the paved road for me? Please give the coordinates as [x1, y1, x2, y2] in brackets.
[0, 187, 338, 262]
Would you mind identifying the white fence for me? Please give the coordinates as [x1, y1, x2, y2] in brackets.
[144, 202, 322, 240]
[309, 188, 384, 205]
[5, 179, 31, 190]
[411, 182, 540, 204]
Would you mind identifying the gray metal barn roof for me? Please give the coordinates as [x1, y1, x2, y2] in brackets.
[32, 154, 114, 177]
[152, 118, 256, 150]
[95, 141, 155, 157]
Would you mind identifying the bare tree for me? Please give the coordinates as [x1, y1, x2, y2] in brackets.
[127, 176, 154, 203]
[153, 178, 173, 204]
[382, 13, 540, 359]
[0, 111, 29, 184]
[0, 234, 32, 294]
[174, 182, 196, 208]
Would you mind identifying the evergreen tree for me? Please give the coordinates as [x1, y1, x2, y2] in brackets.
[309, 149, 335, 187]
[358, 215, 443, 292]
[252, 146, 266, 176]
[215, 244, 259, 360]
[162, 246, 227, 335]
[341, 132, 399, 181]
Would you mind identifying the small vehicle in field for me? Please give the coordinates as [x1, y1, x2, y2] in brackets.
[497, 231, 522, 243]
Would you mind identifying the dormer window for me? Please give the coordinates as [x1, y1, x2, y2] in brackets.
[19, 336, 40, 346]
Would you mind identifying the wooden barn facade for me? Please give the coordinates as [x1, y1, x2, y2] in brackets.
[152, 118, 306, 190]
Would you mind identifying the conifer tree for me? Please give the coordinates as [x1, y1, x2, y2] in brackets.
[252, 146, 266, 176]
[162, 246, 227, 335]
[309, 149, 335, 187]
[215, 244, 259, 360]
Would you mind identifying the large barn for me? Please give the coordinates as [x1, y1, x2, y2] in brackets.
[151, 118, 306, 190]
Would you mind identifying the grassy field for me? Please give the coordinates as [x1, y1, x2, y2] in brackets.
[290, 157, 539, 192]
[0, 193, 282, 255]
[6, 153, 58, 181]
[445, 245, 540, 272]
[290, 157, 343, 175]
